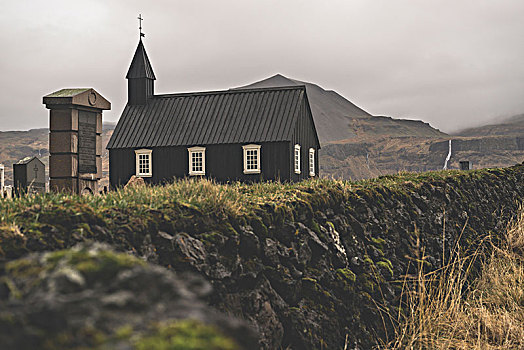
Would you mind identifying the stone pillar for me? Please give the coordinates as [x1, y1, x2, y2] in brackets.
[43, 89, 110, 194]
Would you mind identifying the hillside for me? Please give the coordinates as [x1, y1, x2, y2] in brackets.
[321, 134, 524, 180]
[238, 74, 446, 143]
[1, 165, 523, 348]
[454, 113, 524, 137]
[2, 124, 521, 185]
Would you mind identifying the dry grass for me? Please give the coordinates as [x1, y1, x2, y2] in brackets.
[386, 207, 524, 349]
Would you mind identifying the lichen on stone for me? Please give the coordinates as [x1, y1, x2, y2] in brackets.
[134, 320, 240, 350]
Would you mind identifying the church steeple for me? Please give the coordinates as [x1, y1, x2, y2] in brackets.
[126, 39, 156, 105]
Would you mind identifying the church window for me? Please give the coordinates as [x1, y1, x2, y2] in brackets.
[294, 144, 301, 174]
[243, 144, 261, 174]
[188, 147, 206, 175]
[309, 148, 315, 176]
[135, 149, 152, 177]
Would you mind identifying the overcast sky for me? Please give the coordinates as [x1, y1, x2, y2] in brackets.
[2, 0, 523, 133]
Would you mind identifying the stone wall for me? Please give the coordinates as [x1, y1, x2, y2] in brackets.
[1, 164, 523, 349]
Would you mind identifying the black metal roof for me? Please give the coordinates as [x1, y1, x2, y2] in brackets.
[126, 40, 156, 80]
[107, 85, 311, 149]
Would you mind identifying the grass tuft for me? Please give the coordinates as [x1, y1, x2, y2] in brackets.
[385, 206, 524, 349]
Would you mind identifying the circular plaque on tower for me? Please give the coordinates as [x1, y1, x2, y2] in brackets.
[88, 91, 97, 106]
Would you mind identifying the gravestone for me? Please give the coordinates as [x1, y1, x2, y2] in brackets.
[13, 157, 46, 195]
[4, 186, 12, 199]
[459, 160, 471, 170]
[43, 89, 110, 194]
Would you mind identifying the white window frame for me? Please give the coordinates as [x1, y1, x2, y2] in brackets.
[294, 144, 301, 174]
[188, 146, 206, 176]
[242, 144, 261, 174]
[309, 148, 315, 176]
[135, 149, 152, 177]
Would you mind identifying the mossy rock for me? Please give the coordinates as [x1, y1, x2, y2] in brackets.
[0, 243, 258, 350]
[370, 237, 386, 250]
[336, 268, 356, 284]
[249, 216, 268, 238]
[46, 246, 144, 284]
[376, 259, 394, 278]
[0, 224, 28, 260]
[134, 320, 240, 350]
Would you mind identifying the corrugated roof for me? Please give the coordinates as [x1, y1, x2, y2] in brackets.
[107, 86, 306, 149]
[126, 40, 156, 80]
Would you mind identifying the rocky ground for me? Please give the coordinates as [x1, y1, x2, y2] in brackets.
[0, 242, 257, 349]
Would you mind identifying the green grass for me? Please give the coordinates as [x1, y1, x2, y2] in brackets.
[1, 167, 513, 219]
[134, 320, 239, 350]
[0, 166, 518, 261]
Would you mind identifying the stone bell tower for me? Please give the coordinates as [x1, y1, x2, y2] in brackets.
[43, 88, 110, 194]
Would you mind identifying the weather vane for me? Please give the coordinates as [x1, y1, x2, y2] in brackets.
[138, 14, 145, 38]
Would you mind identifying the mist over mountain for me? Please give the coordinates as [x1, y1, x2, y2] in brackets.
[454, 114, 524, 137]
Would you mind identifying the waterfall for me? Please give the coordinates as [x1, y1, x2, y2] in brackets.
[443, 139, 452, 169]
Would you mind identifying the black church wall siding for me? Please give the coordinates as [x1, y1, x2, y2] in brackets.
[290, 98, 321, 182]
[109, 141, 291, 187]
[205, 142, 289, 182]
[109, 96, 319, 187]
[151, 147, 187, 183]
[109, 149, 135, 188]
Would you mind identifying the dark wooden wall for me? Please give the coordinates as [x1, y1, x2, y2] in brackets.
[109, 141, 290, 187]
[290, 96, 320, 182]
[128, 78, 154, 106]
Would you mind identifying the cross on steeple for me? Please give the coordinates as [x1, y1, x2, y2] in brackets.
[138, 14, 145, 38]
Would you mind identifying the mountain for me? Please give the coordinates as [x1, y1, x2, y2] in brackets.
[321, 113, 524, 180]
[454, 114, 524, 137]
[320, 134, 524, 180]
[238, 74, 446, 143]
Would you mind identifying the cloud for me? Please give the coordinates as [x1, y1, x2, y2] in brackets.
[1, 0, 523, 132]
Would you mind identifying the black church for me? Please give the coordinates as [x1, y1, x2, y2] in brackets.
[107, 40, 320, 187]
